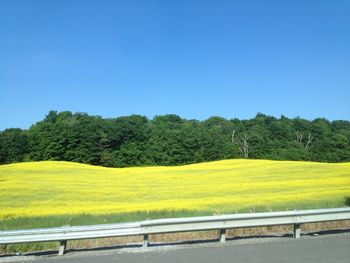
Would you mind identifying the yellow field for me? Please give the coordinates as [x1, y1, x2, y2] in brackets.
[1, 159, 350, 220]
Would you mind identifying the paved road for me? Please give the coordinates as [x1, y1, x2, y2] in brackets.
[3, 234, 350, 263]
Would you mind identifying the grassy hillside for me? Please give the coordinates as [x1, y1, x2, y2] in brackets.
[1, 159, 350, 230]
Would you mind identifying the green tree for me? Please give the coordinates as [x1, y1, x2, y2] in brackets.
[0, 128, 29, 163]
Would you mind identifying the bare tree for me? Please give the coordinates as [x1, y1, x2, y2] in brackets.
[239, 133, 250, 158]
[296, 131, 304, 145]
[305, 133, 313, 149]
[232, 130, 250, 158]
[231, 130, 236, 144]
[295, 131, 312, 149]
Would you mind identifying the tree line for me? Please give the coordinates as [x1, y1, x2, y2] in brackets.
[1, 111, 350, 167]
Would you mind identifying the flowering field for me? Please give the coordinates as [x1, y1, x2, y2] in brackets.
[1, 159, 350, 223]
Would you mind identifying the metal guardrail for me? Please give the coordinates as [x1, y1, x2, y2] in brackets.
[1, 207, 350, 256]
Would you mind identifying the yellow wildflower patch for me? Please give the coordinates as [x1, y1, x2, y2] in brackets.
[0, 160, 349, 219]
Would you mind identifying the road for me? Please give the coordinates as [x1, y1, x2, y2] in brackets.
[2, 233, 350, 263]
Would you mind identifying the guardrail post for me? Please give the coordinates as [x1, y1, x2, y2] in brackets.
[219, 229, 226, 243]
[143, 234, 149, 248]
[293, 224, 301, 239]
[58, 240, 67, 256]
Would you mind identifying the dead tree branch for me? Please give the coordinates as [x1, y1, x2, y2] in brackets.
[231, 130, 236, 144]
[232, 130, 250, 158]
[295, 131, 312, 149]
[305, 133, 313, 149]
[296, 131, 304, 145]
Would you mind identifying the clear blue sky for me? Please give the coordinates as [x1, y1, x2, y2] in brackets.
[1, 0, 349, 130]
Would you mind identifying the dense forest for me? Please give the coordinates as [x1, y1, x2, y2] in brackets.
[1, 111, 350, 167]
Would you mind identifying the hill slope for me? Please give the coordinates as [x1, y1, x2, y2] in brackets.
[1, 159, 350, 222]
